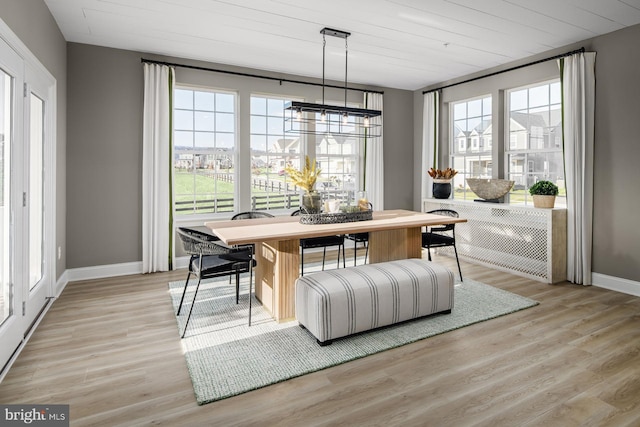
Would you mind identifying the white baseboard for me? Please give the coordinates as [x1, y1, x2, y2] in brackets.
[64, 258, 192, 283]
[66, 261, 144, 282]
[592, 273, 640, 297]
[61, 261, 640, 299]
[174, 256, 189, 270]
[55, 270, 69, 296]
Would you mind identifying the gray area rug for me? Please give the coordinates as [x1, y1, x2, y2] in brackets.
[168, 264, 538, 405]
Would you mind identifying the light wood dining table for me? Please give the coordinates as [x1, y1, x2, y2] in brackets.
[205, 209, 466, 322]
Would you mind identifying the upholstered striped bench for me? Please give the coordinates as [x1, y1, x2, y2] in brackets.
[295, 258, 454, 345]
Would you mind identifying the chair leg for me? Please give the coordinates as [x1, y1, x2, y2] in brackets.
[364, 241, 369, 264]
[181, 277, 203, 338]
[248, 260, 253, 327]
[353, 239, 358, 266]
[427, 246, 433, 261]
[301, 248, 305, 276]
[453, 244, 463, 281]
[176, 272, 192, 316]
[322, 247, 327, 271]
[235, 270, 241, 304]
[342, 243, 346, 268]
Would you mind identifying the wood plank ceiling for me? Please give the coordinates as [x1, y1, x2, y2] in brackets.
[44, 0, 640, 90]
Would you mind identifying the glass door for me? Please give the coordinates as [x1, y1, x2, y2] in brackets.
[0, 39, 24, 372]
[0, 37, 54, 375]
[22, 75, 50, 330]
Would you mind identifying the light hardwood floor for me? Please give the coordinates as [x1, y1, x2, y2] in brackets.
[1, 251, 639, 426]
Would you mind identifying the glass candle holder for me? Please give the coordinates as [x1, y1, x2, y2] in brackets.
[357, 190, 369, 211]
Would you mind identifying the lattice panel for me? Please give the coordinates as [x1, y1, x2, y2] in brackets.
[424, 200, 561, 282]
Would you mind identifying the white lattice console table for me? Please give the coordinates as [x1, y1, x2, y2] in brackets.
[423, 199, 567, 284]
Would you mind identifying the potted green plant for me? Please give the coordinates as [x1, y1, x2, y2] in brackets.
[529, 180, 559, 208]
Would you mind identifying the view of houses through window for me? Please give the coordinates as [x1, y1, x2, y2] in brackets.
[173, 89, 364, 216]
[450, 96, 492, 200]
[449, 80, 563, 205]
[507, 81, 564, 205]
[173, 87, 236, 214]
[249, 96, 301, 210]
[314, 108, 360, 202]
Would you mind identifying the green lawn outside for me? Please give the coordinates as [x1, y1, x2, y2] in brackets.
[174, 170, 297, 214]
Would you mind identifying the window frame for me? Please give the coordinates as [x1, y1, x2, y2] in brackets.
[505, 79, 564, 206]
[172, 85, 368, 220]
[249, 93, 305, 214]
[449, 94, 493, 201]
[312, 99, 363, 204]
[173, 84, 239, 220]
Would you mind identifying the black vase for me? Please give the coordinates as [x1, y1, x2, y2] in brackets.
[433, 181, 452, 199]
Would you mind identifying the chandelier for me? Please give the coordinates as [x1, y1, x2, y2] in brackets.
[284, 27, 382, 137]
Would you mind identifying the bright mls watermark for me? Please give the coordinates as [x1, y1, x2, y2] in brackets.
[1, 405, 69, 426]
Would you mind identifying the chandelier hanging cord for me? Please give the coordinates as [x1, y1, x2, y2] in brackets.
[322, 33, 326, 105]
[344, 37, 348, 108]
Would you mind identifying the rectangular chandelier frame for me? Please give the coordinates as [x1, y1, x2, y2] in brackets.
[284, 101, 381, 137]
[283, 27, 382, 138]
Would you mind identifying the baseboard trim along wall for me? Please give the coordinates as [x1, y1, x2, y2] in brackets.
[65, 257, 192, 283]
[66, 261, 144, 282]
[592, 273, 640, 298]
[62, 261, 640, 298]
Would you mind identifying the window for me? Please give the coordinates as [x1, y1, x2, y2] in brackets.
[450, 96, 492, 200]
[174, 87, 367, 216]
[506, 81, 564, 205]
[250, 96, 301, 211]
[173, 87, 236, 215]
[315, 130, 359, 201]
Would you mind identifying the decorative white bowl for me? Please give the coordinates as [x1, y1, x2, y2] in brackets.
[466, 178, 515, 201]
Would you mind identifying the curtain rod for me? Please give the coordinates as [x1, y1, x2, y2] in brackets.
[141, 58, 384, 95]
[422, 47, 585, 94]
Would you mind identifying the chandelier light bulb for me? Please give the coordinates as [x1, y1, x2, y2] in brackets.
[363, 116, 370, 127]
[342, 112, 348, 124]
[296, 108, 302, 121]
[321, 110, 326, 122]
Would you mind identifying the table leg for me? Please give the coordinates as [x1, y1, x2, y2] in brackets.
[368, 227, 422, 263]
[255, 239, 299, 322]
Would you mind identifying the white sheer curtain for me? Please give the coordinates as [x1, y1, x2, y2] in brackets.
[421, 91, 439, 200]
[560, 52, 596, 285]
[364, 92, 384, 209]
[142, 63, 174, 273]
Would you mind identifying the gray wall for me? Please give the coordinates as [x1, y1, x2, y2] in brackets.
[0, 0, 67, 279]
[589, 25, 640, 282]
[67, 44, 143, 268]
[414, 24, 640, 283]
[66, 43, 414, 268]
[383, 88, 414, 209]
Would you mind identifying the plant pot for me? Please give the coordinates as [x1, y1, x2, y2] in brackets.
[432, 179, 452, 199]
[532, 195, 556, 208]
[301, 191, 322, 214]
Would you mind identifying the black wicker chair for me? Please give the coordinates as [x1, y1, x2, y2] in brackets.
[422, 209, 463, 280]
[229, 211, 274, 284]
[231, 211, 275, 220]
[292, 209, 345, 275]
[176, 227, 255, 338]
[344, 202, 373, 266]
